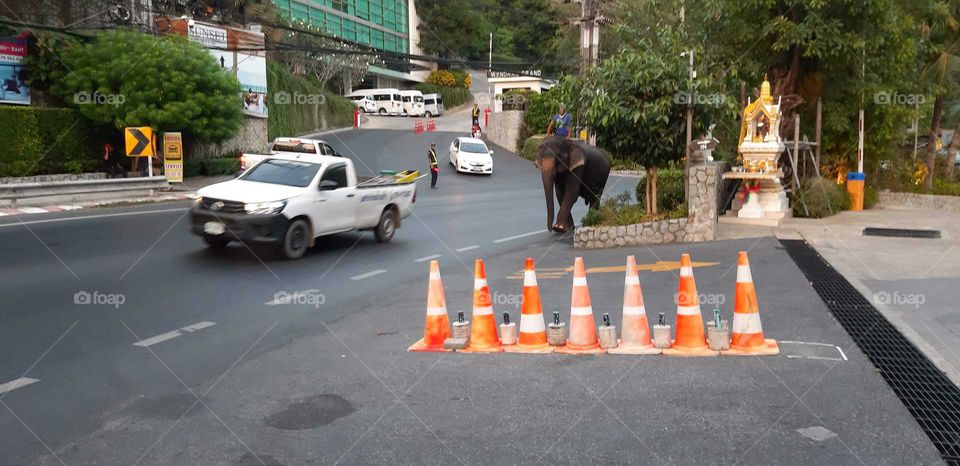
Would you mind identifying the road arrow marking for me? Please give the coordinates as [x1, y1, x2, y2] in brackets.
[351, 269, 387, 280]
[414, 254, 442, 263]
[0, 377, 40, 395]
[507, 260, 719, 279]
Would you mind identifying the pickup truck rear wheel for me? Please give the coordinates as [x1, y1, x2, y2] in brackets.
[375, 209, 396, 243]
[281, 219, 311, 260]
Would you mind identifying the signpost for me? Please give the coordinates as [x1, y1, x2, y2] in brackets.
[124, 127, 155, 177]
[163, 132, 183, 183]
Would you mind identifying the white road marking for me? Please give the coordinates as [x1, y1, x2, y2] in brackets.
[181, 321, 216, 333]
[456, 245, 480, 252]
[132, 331, 183, 347]
[57, 205, 83, 211]
[493, 229, 547, 243]
[786, 355, 843, 362]
[0, 377, 40, 395]
[779, 340, 837, 347]
[836, 346, 848, 361]
[17, 207, 47, 214]
[351, 269, 387, 280]
[414, 254, 442, 263]
[0, 208, 187, 228]
[780, 341, 847, 362]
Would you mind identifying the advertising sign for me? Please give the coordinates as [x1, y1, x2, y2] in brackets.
[163, 132, 183, 183]
[0, 37, 30, 105]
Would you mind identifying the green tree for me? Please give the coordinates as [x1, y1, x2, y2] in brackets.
[57, 30, 242, 143]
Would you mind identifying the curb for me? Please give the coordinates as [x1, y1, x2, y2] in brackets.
[0, 192, 194, 217]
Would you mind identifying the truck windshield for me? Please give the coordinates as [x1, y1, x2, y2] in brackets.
[241, 160, 322, 187]
[271, 142, 317, 154]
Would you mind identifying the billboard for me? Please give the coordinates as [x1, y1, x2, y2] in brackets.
[0, 37, 30, 106]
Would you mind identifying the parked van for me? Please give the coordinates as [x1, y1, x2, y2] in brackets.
[399, 90, 425, 117]
[346, 94, 377, 113]
[345, 88, 403, 116]
[423, 93, 444, 117]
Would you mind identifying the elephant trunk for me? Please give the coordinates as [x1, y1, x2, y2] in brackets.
[542, 169, 555, 231]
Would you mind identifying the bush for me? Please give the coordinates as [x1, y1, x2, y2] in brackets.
[863, 185, 878, 209]
[794, 177, 847, 218]
[426, 70, 457, 87]
[582, 191, 686, 226]
[413, 83, 471, 109]
[0, 106, 102, 178]
[202, 157, 240, 175]
[523, 91, 561, 135]
[184, 159, 204, 178]
[447, 69, 471, 89]
[521, 134, 546, 161]
[635, 169, 685, 212]
[267, 62, 355, 140]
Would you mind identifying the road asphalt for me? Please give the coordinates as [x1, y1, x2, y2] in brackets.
[0, 126, 945, 465]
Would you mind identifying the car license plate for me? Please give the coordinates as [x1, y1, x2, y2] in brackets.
[204, 222, 226, 235]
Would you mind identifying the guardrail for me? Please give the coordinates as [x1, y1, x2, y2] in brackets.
[0, 176, 170, 207]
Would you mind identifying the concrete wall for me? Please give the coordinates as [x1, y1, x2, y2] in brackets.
[878, 191, 960, 211]
[192, 116, 269, 160]
[574, 163, 723, 249]
[485, 110, 524, 153]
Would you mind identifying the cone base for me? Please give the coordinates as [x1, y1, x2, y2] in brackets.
[607, 342, 661, 355]
[504, 342, 555, 353]
[407, 338, 451, 352]
[461, 344, 504, 353]
[555, 343, 605, 354]
[722, 339, 779, 356]
[662, 340, 719, 357]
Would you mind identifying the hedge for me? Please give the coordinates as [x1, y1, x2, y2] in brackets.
[267, 62, 356, 140]
[0, 106, 102, 177]
[413, 83, 471, 109]
[183, 157, 239, 177]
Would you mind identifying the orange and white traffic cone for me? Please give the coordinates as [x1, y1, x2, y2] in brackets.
[505, 258, 554, 353]
[464, 259, 503, 352]
[608, 255, 659, 355]
[408, 260, 451, 352]
[556, 257, 604, 354]
[723, 251, 779, 355]
[663, 253, 717, 356]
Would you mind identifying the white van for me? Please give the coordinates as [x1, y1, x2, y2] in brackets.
[423, 93, 444, 117]
[346, 94, 377, 113]
[346, 88, 403, 116]
[399, 90, 425, 117]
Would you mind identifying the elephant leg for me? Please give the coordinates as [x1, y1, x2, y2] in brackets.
[554, 170, 581, 233]
[589, 170, 610, 210]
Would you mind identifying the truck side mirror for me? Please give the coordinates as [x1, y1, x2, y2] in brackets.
[319, 179, 339, 190]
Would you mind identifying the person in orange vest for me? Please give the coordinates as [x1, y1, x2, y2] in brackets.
[427, 142, 439, 188]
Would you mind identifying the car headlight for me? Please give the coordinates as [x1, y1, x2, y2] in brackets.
[193, 196, 203, 206]
[244, 201, 286, 215]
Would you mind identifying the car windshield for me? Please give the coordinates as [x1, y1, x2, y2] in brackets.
[461, 142, 488, 153]
[271, 142, 318, 154]
[241, 159, 322, 187]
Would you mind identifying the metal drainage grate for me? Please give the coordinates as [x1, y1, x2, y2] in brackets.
[782, 239, 960, 465]
[863, 227, 942, 239]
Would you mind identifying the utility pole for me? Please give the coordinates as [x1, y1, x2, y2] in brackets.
[681, 50, 695, 200]
[488, 32, 493, 72]
[577, 0, 600, 75]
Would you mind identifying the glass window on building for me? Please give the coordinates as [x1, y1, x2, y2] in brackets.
[357, 23, 371, 45]
[356, 0, 369, 20]
[342, 18, 357, 42]
[332, 0, 348, 13]
[372, 29, 384, 49]
[326, 14, 342, 36]
[309, 8, 325, 29]
[292, 2, 309, 22]
[384, 33, 396, 52]
[370, 0, 383, 25]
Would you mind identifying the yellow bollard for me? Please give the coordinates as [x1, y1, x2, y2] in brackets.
[846, 172, 865, 211]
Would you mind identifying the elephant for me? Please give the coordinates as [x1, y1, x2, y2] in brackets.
[535, 135, 611, 233]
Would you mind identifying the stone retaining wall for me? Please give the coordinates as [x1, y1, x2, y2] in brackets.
[878, 191, 960, 211]
[485, 110, 524, 153]
[574, 162, 722, 249]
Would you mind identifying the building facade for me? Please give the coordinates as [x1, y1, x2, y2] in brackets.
[271, 0, 431, 89]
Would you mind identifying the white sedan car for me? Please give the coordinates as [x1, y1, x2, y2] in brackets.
[449, 137, 494, 174]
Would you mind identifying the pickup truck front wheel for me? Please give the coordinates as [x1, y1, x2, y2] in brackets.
[374, 209, 396, 243]
[281, 219, 311, 260]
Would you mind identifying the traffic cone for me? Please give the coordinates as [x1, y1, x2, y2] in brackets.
[408, 260, 451, 352]
[723, 251, 779, 355]
[463, 259, 503, 352]
[608, 255, 659, 355]
[505, 258, 554, 353]
[556, 257, 604, 354]
[663, 253, 717, 356]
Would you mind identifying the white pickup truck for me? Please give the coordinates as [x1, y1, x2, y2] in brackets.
[240, 137, 342, 173]
[190, 154, 418, 259]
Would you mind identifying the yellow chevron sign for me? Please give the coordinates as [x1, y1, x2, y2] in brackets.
[507, 260, 719, 280]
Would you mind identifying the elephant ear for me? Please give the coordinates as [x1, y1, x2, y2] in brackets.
[567, 142, 587, 171]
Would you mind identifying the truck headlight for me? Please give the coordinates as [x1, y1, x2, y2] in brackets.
[244, 201, 286, 215]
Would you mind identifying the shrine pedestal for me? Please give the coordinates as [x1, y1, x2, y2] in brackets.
[720, 171, 791, 227]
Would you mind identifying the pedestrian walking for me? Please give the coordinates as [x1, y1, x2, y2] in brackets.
[428, 142, 439, 189]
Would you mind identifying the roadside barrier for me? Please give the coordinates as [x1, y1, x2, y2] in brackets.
[504, 258, 554, 353]
[463, 259, 503, 352]
[409, 253, 780, 357]
[426, 118, 437, 131]
[408, 260, 451, 352]
[723, 251, 779, 355]
[414, 119, 425, 134]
